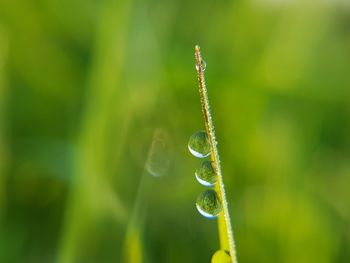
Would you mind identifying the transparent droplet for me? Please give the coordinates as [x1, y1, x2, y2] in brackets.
[188, 130, 211, 158]
[211, 250, 231, 263]
[195, 161, 217, 186]
[146, 129, 171, 177]
[195, 60, 207, 71]
[196, 189, 222, 218]
[202, 60, 207, 71]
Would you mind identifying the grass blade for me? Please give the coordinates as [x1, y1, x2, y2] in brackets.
[194, 45, 238, 263]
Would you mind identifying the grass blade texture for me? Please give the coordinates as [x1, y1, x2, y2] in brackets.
[194, 45, 238, 263]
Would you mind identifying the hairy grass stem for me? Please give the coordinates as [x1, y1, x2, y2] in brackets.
[194, 45, 238, 263]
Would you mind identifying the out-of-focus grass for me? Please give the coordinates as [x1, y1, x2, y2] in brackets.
[58, 1, 132, 262]
[0, 0, 350, 262]
[0, 24, 8, 218]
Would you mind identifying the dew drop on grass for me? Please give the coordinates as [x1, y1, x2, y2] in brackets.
[195, 161, 217, 186]
[211, 250, 231, 263]
[195, 60, 207, 71]
[196, 189, 222, 218]
[188, 130, 211, 158]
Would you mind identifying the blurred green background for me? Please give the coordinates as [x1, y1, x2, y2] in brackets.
[1, 0, 350, 262]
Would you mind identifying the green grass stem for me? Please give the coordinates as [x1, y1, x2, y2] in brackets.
[195, 45, 238, 263]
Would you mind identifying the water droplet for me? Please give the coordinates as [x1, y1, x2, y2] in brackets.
[211, 250, 231, 263]
[188, 131, 211, 158]
[195, 161, 217, 186]
[146, 129, 171, 177]
[196, 189, 222, 218]
[195, 60, 207, 71]
[201, 60, 207, 71]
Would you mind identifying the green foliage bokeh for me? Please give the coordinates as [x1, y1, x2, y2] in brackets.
[0, 0, 350, 262]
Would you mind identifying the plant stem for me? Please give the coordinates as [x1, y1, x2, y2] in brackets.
[194, 45, 238, 263]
